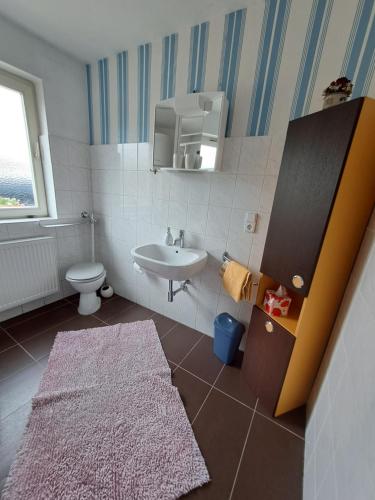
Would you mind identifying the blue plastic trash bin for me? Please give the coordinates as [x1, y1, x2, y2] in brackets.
[213, 313, 245, 364]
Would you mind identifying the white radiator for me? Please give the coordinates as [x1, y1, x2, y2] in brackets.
[0, 236, 59, 312]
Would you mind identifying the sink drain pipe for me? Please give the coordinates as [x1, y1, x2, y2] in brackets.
[168, 280, 191, 302]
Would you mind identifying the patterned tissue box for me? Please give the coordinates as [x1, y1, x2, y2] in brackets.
[263, 287, 292, 317]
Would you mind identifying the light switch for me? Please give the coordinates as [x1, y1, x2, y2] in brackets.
[244, 212, 258, 233]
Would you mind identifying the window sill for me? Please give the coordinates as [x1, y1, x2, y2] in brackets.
[0, 216, 53, 225]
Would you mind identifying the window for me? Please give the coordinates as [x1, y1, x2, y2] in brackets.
[0, 68, 47, 219]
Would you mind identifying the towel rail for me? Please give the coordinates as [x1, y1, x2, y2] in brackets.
[222, 252, 259, 287]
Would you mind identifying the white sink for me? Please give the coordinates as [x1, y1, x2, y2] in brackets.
[131, 243, 208, 281]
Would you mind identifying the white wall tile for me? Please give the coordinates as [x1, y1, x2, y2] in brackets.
[305, 222, 375, 500]
[106, 170, 123, 195]
[188, 174, 211, 205]
[71, 191, 91, 216]
[206, 205, 231, 240]
[169, 173, 189, 203]
[226, 234, 253, 267]
[53, 164, 71, 191]
[209, 173, 236, 207]
[69, 167, 90, 192]
[259, 175, 278, 213]
[233, 175, 263, 211]
[152, 199, 169, 227]
[186, 204, 209, 235]
[168, 201, 187, 229]
[137, 143, 153, 171]
[123, 143, 138, 170]
[124, 171, 138, 197]
[137, 171, 153, 201]
[93, 192, 111, 216]
[55, 190, 73, 217]
[195, 289, 219, 336]
[203, 235, 227, 264]
[238, 136, 270, 175]
[216, 294, 240, 320]
[90, 144, 123, 169]
[69, 141, 90, 168]
[221, 137, 241, 173]
[153, 172, 170, 201]
[49, 135, 70, 166]
[123, 196, 137, 220]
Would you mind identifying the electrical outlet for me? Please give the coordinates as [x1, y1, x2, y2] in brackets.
[244, 212, 258, 233]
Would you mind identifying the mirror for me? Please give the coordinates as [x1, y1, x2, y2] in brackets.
[153, 107, 176, 168]
[153, 92, 227, 171]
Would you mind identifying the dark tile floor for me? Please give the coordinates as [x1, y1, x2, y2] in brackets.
[0, 294, 305, 499]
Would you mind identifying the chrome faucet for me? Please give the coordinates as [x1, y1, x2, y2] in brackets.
[173, 229, 185, 248]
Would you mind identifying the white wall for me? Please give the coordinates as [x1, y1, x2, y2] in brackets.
[303, 209, 375, 500]
[90, 133, 284, 335]
[0, 136, 92, 320]
[0, 16, 92, 319]
[0, 14, 87, 143]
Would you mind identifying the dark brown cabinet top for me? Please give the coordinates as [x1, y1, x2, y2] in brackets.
[260, 98, 363, 296]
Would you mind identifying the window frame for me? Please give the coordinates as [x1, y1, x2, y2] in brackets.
[0, 68, 48, 219]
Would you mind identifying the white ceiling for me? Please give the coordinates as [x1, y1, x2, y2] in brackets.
[0, 0, 247, 62]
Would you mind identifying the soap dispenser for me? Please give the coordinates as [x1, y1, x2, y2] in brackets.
[165, 227, 173, 246]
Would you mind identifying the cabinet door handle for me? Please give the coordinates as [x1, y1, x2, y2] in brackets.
[265, 321, 274, 333]
[292, 274, 304, 289]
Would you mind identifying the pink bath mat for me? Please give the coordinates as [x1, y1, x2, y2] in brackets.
[2, 320, 209, 499]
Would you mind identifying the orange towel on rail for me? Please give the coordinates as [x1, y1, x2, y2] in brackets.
[222, 260, 252, 303]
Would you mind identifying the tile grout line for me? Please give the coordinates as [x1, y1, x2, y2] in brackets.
[95, 303, 138, 323]
[213, 386, 255, 411]
[228, 398, 259, 500]
[175, 365, 304, 439]
[191, 364, 225, 425]
[254, 409, 305, 441]
[0, 398, 32, 424]
[3, 313, 88, 352]
[171, 335, 204, 373]
[175, 364, 213, 388]
[2, 330, 41, 363]
[90, 301, 142, 324]
[158, 322, 178, 340]
[176, 364, 257, 410]
[0, 300, 71, 331]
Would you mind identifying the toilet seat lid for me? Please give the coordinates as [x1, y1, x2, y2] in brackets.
[66, 262, 105, 281]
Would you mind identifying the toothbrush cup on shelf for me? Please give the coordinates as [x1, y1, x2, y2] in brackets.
[173, 153, 184, 169]
[184, 153, 196, 170]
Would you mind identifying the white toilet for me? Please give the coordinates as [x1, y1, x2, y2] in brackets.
[66, 262, 106, 315]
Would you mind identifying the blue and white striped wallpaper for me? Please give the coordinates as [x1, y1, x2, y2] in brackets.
[117, 51, 128, 143]
[85, 64, 94, 145]
[138, 43, 151, 142]
[98, 58, 110, 144]
[161, 33, 178, 100]
[86, 0, 375, 145]
[218, 9, 246, 136]
[342, 0, 375, 98]
[247, 0, 291, 135]
[187, 22, 209, 94]
[290, 0, 333, 120]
